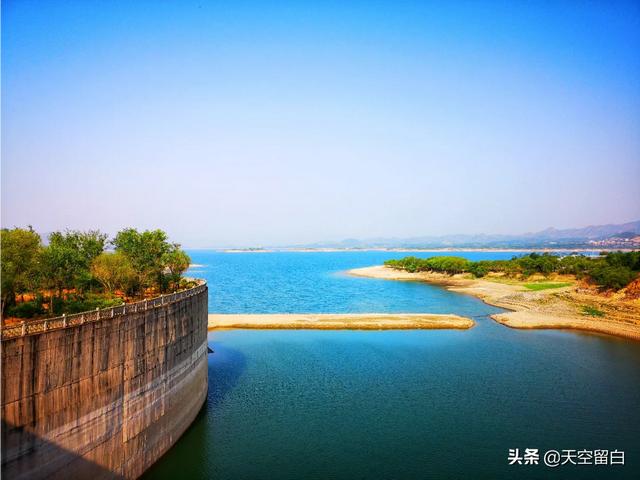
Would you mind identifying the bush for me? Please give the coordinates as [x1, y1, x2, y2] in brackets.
[57, 294, 123, 314]
[588, 266, 637, 291]
[469, 262, 490, 277]
[604, 251, 640, 270]
[385, 252, 640, 291]
[384, 256, 471, 274]
[424, 256, 471, 274]
[581, 306, 605, 317]
[6, 300, 46, 318]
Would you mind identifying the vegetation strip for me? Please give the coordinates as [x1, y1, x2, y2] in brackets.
[384, 252, 640, 291]
[1, 227, 192, 321]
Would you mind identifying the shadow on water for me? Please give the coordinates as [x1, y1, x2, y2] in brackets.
[141, 339, 247, 480]
[207, 340, 248, 409]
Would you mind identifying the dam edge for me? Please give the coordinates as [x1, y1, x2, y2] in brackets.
[1, 282, 209, 479]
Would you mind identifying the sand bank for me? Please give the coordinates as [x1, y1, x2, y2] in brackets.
[220, 248, 628, 254]
[348, 266, 640, 341]
[208, 313, 474, 330]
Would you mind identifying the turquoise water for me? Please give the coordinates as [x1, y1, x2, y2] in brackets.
[144, 251, 640, 479]
[188, 250, 524, 315]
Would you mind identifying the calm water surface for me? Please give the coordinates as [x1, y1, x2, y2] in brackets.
[144, 251, 640, 480]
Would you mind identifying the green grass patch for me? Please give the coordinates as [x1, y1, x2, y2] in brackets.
[581, 306, 605, 317]
[523, 282, 572, 291]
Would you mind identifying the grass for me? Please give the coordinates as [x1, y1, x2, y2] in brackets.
[581, 306, 605, 317]
[523, 282, 572, 291]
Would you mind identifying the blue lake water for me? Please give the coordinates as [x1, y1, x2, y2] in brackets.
[188, 250, 526, 315]
[143, 251, 640, 480]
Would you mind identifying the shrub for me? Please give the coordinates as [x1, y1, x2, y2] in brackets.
[581, 306, 605, 317]
[385, 252, 640, 291]
[6, 300, 46, 318]
[588, 265, 636, 291]
[468, 262, 490, 277]
[57, 294, 123, 314]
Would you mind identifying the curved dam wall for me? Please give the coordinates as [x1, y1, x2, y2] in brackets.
[1, 283, 209, 480]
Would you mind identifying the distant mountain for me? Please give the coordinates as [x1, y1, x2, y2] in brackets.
[286, 221, 640, 250]
[520, 221, 640, 240]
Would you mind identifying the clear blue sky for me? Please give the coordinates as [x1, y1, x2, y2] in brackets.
[2, 0, 639, 247]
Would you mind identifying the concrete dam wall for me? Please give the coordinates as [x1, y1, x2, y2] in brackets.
[1, 283, 209, 479]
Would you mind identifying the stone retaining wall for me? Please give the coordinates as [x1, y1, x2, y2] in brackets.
[1, 284, 209, 479]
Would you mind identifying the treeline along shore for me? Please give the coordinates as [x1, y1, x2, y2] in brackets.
[349, 252, 640, 341]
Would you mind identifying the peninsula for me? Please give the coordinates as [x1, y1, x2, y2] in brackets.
[348, 263, 640, 341]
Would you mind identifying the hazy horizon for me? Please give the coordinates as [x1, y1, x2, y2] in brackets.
[1, 218, 638, 250]
[2, 1, 640, 248]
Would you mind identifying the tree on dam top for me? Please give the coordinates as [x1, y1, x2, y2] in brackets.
[1, 227, 192, 321]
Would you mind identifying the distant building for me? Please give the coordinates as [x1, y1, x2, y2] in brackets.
[588, 236, 640, 249]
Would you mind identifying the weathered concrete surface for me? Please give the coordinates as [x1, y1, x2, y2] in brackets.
[1, 285, 208, 479]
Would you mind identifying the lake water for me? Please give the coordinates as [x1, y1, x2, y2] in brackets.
[143, 251, 640, 480]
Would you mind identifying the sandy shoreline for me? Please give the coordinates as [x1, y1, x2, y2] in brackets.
[221, 247, 625, 253]
[208, 313, 474, 330]
[348, 266, 640, 341]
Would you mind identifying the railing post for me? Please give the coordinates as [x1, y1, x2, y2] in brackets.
[96, 307, 100, 320]
[43, 320, 48, 331]
[111, 307, 114, 318]
[145, 299, 148, 310]
[63, 313, 67, 327]
[22, 321, 27, 336]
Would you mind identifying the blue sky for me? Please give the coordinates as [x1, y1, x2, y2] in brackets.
[2, 0, 639, 247]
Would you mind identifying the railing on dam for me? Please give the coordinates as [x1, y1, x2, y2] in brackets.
[0, 281, 207, 340]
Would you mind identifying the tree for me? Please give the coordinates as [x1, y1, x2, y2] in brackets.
[74, 230, 108, 266]
[39, 242, 80, 311]
[2, 226, 192, 319]
[589, 265, 637, 291]
[162, 247, 191, 288]
[42, 230, 108, 295]
[1, 227, 42, 317]
[113, 229, 172, 292]
[91, 252, 137, 294]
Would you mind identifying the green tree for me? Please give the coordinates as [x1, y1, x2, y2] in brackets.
[39, 241, 81, 311]
[589, 265, 637, 291]
[162, 247, 191, 288]
[91, 252, 137, 294]
[1, 227, 42, 317]
[44, 230, 108, 294]
[35, 230, 108, 313]
[113, 229, 172, 292]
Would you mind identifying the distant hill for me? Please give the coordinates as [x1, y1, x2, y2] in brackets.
[521, 221, 640, 240]
[287, 221, 640, 250]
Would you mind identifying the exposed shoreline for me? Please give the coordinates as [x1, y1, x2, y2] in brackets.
[220, 247, 630, 253]
[208, 313, 474, 330]
[348, 266, 640, 341]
